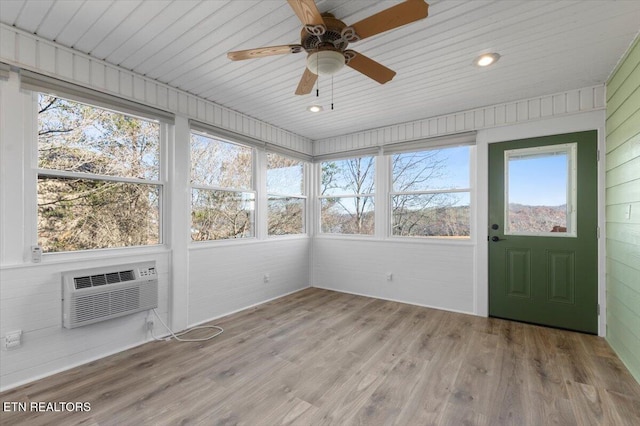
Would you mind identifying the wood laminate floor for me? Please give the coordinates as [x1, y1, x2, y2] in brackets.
[1, 288, 639, 425]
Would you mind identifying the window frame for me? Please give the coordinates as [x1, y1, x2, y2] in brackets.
[388, 145, 472, 240]
[266, 151, 307, 237]
[189, 130, 257, 243]
[503, 143, 577, 238]
[34, 92, 167, 254]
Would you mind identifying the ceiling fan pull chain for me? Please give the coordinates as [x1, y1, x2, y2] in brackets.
[316, 58, 319, 97]
[331, 75, 334, 110]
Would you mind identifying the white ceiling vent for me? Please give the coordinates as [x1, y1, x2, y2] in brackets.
[62, 261, 158, 329]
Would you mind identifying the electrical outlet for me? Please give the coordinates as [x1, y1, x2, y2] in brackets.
[264, 273, 270, 283]
[4, 330, 22, 350]
[146, 320, 154, 331]
[386, 273, 393, 281]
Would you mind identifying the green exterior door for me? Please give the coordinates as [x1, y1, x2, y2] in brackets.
[488, 131, 598, 334]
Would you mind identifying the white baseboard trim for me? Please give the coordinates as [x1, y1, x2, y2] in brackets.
[312, 284, 475, 317]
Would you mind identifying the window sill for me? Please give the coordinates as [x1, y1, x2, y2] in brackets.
[1, 245, 170, 270]
[189, 235, 310, 250]
[315, 234, 475, 246]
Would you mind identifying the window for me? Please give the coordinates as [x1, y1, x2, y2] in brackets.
[319, 156, 375, 235]
[505, 143, 577, 236]
[37, 94, 161, 253]
[391, 145, 470, 238]
[267, 153, 305, 235]
[190, 133, 255, 241]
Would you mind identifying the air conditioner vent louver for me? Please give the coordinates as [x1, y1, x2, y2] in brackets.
[63, 262, 157, 329]
[74, 276, 92, 289]
[74, 269, 135, 289]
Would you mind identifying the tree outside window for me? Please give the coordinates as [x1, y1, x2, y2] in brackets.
[37, 94, 161, 252]
[190, 133, 255, 241]
[267, 153, 306, 236]
[391, 146, 471, 238]
[319, 156, 375, 235]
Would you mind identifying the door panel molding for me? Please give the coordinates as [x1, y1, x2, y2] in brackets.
[506, 248, 532, 299]
[546, 250, 576, 304]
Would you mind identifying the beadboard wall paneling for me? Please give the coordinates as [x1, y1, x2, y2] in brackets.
[0, 24, 312, 156]
[0, 252, 170, 391]
[312, 238, 475, 314]
[313, 86, 605, 156]
[605, 34, 640, 383]
[188, 238, 311, 326]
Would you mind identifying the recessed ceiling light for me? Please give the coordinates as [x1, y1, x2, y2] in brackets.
[307, 105, 323, 113]
[474, 53, 501, 67]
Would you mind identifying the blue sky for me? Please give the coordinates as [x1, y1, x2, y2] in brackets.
[508, 154, 567, 206]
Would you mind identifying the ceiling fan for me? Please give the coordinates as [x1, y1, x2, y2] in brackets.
[227, 0, 429, 95]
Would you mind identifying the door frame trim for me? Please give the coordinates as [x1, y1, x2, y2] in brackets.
[473, 110, 607, 336]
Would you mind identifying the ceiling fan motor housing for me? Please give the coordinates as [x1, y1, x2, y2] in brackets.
[300, 14, 349, 52]
[302, 14, 350, 76]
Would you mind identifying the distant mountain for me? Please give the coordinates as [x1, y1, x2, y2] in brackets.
[508, 204, 567, 233]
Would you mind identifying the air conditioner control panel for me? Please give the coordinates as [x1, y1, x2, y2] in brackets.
[138, 266, 157, 278]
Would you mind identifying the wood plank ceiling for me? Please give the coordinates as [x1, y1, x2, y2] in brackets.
[1, 0, 639, 141]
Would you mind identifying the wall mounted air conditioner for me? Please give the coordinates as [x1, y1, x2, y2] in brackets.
[62, 261, 158, 329]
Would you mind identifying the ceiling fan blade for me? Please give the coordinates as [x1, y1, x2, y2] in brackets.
[287, 0, 325, 26]
[227, 45, 303, 61]
[346, 51, 396, 84]
[350, 0, 428, 41]
[295, 68, 318, 95]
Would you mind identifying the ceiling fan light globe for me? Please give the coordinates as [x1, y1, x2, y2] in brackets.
[306, 51, 345, 76]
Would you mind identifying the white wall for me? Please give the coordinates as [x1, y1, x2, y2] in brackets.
[189, 238, 310, 325]
[313, 238, 475, 314]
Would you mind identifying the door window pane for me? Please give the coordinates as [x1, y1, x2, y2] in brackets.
[505, 144, 577, 236]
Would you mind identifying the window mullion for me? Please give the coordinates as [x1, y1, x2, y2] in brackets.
[37, 169, 161, 186]
[390, 188, 471, 197]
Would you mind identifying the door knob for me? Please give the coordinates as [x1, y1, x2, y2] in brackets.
[491, 236, 502, 242]
[491, 224, 499, 230]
